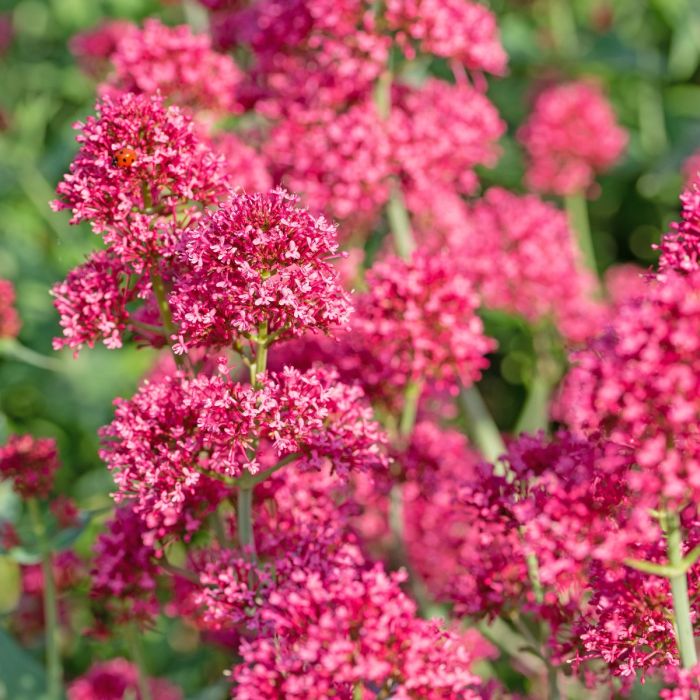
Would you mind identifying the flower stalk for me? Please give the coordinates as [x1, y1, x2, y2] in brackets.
[665, 512, 698, 668]
[27, 498, 62, 700]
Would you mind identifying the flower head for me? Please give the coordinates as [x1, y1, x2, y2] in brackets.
[386, 0, 507, 74]
[264, 101, 392, 228]
[658, 180, 700, 274]
[53, 91, 227, 267]
[352, 248, 494, 398]
[169, 189, 352, 351]
[464, 187, 602, 341]
[67, 658, 182, 700]
[518, 81, 627, 196]
[89, 506, 160, 625]
[0, 434, 59, 499]
[104, 19, 242, 115]
[100, 366, 386, 540]
[391, 80, 505, 198]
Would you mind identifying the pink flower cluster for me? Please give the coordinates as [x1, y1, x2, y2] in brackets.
[386, 0, 507, 74]
[0, 279, 20, 338]
[103, 19, 242, 116]
[100, 366, 386, 540]
[264, 101, 392, 228]
[0, 434, 59, 499]
[391, 80, 505, 198]
[518, 81, 627, 195]
[183, 468, 494, 699]
[352, 248, 494, 398]
[557, 269, 700, 510]
[169, 189, 352, 351]
[658, 180, 700, 274]
[464, 187, 602, 341]
[89, 506, 160, 625]
[68, 658, 182, 700]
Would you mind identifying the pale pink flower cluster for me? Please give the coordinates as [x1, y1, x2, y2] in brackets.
[518, 81, 627, 195]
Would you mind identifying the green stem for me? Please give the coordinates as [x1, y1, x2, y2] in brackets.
[27, 498, 62, 700]
[514, 373, 552, 435]
[0, 338, 63, 372]
[459, 385, 505, 467]
[237, 487, 256, 561]
[666, 512, 698, 668]
[387, 187, 415, 259]
[399, 380, 422, 439]
[548, 664, 561, 700]
[565, 191, 598, 279]
[127, 622, 153, 700]
[253, 322, 269, 388]
[548, 0, 578, 57]
[150, 271, 183, 367]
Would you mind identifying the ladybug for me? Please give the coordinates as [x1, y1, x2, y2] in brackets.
[112, 147, 137, 169]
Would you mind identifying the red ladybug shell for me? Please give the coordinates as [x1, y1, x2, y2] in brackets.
[112, 147, 137, 169]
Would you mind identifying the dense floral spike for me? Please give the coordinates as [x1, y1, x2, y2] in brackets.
[391, 80, 505, 198]
[0, 434, 59, 499]
[52, 91, 228, 267]
[386, 0, 507, 74]
[67, 658, 183, 700]
[105, 19, 242, 115]
[518, 81, 627, 195]
[264, 101, 392, 227]
[100, 367, 386, 539]
[0, 279, 20, 338]
[658, 181, 700, 274]
[556, 270, 700, 509]
[353, 248, 494, 396]
[89, 506, 160, 624]
[51, 250, 145, 353]
[465, 188, 602, 341]
[169, 189, 352, 351]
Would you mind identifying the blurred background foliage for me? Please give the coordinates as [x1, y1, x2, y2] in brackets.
[0, 0, 698, 696]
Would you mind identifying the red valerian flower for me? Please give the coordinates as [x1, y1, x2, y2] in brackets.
[100, 366, 386, 540]
[169, 189, 352, 352]
[352, 248, 494, 397]
[52, 91, 228, 268]
[68, 658, 182, 700]
[0, 434, 59, 500]
[518, 81, 627, 196]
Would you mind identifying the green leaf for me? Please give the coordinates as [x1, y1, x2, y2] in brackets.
[0, 629, 48, 700]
